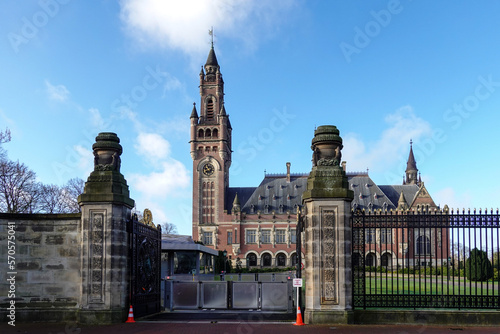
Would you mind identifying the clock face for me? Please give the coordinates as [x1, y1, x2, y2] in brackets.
[202, 163, 215, 176]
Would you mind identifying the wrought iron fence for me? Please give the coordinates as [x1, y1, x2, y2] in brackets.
[352, 208, 500, 309]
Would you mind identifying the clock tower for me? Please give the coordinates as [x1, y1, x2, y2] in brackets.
[190, 45, 232, 242]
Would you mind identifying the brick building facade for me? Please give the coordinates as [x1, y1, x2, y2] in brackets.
[190, 46, 448, 269]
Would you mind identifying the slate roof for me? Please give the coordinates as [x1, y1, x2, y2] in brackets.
[226, 172, 421, 214]
[205, 46, 219, 67]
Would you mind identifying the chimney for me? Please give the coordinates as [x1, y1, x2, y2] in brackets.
[286, 162, 291, 183]
[341, 161, 346, 172]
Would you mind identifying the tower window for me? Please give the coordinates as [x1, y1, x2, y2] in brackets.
[206, 98, 214, 120]
[198, 129, 204, 138]
[205, 129, 211, 138]
[212, 129, 218, 138]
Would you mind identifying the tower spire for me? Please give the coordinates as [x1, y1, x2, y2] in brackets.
[405, 139, 418, 185]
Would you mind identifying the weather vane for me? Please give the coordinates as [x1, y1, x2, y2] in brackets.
[209, 27, 215, 47]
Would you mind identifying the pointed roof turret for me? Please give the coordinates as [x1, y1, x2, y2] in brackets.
[190, 103, 198, 119]
[397, 191, 408, 210]
[406, 140, 417, 173]
[220, 103, 226, 116]
[232, 192, 240, 213]
[205, 46, 219, 67]
[233, 192, 240, 206]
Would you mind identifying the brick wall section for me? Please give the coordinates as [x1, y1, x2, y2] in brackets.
[0, 213, 81, 321]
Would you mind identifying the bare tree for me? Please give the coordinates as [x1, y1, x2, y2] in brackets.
[161, 221, 178, 235]
[0, 128, 11, 161]
[38, 184, 65, 214]
[61, 177, 84, 213]
[0, 159, 39, 213]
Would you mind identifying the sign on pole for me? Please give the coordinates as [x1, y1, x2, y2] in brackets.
[293, 278, 303, 287]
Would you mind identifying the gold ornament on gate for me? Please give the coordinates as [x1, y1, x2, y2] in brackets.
[143, 208, 156, 228]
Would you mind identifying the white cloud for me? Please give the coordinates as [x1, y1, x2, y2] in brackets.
[129, 131, 190, 198]
[342, 105, 433, 182]
[73, 144, 94, 179]
[119, 0, 297, 56]
[89, 108, 105, 129]
[135, 132, 171, 162]
[45, 80, 70, 102]
[129, 159, 190, 198]
[434, 187, 472, 210]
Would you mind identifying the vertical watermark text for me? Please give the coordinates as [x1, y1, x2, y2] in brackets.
[6, 221, 17, 326]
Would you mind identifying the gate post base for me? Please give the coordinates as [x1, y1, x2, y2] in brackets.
[304, 309, 353, 325]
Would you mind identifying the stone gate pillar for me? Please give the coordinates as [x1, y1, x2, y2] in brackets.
[302, 125, 354, 324]
[78, 132, 135, 323]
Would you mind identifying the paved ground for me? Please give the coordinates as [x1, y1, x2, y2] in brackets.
[2, 320, 500, 334]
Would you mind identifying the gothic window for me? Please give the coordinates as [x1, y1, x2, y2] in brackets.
[206, 98, 215, 121]
[365, 228, 376, 244]
[290, 229, 296, 244]
[381, 228, 392, 244]
[203, 232, 213, 245]
[261, 230, 271, 244]
[246, 230, 257, 244]
[201, 181, 215, 224]
[416, 235, 431, 255]
[262, 253, 272, 267]
[246, 253, 257, 267]
[277, 253, 286, 267]
[212, 129, 218, 138]
[205, 129, 211, 138]
[198, 129, 204, 138]
[276, 229, 286, 244]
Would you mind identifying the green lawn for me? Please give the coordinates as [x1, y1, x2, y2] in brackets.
[360, 276, 499, 296]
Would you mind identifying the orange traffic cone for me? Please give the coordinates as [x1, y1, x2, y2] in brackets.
[294, 306, 305, 326]
[125, 304, 135, 323]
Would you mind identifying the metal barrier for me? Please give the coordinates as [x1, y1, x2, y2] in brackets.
[164, 278, 293, 312]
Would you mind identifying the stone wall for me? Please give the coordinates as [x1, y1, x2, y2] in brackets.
[0, 213, 82, 322]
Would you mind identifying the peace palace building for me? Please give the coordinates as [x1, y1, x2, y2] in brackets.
[190, 46, 447, 269]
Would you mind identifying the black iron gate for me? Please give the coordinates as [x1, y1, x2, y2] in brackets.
[353, 208, 500, 309]
[129, 212, 162, 318]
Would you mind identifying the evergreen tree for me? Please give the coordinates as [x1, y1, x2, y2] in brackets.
[465, 248, 493, 281]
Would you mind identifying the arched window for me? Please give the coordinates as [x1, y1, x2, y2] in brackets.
[416, 235, 431, 255]
[381, 253, 392, 267]
[246, 253, 257, 267]
[205, 129, 211, 138]
[262, 253, 272, 267]
[206, 98, 215, 120]
[198, 129, 204, 138]
[366, 253, 376, 267]
[212, 129, 218, 138]
[277, 253, 286, 267]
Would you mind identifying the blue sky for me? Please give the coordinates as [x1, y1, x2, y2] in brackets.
[1, 0, 499, 235]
